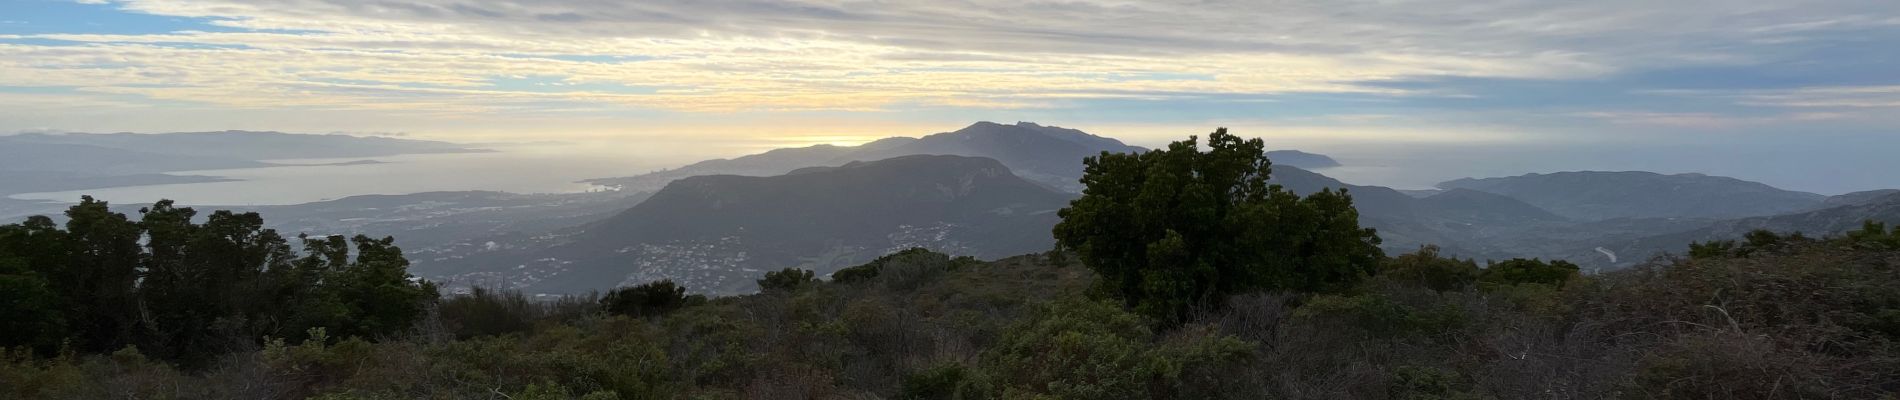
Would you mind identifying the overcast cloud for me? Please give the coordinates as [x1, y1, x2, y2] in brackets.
[2, 0, 1897, 192]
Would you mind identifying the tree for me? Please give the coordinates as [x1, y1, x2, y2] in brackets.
[757, 268, 816, 292]
[0, 247, 65, 353]
[602, 280, 699, 317]
[281, 234, 439, 340]
[135, 201, 298, 366]
[55, 196, 145, 353]
[0, 197, 437, 363]
[1052, 128, 1383, 322]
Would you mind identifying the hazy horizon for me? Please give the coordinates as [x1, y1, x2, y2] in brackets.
[5, 122, 1893, 196]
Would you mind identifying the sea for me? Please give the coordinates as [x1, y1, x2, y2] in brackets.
[8, 142, 699, 206]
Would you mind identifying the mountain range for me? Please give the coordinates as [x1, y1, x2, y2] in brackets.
[421, 155, 1073, 294]
[583, 121, 1148, 193]
[411, 122, 1900, 294]
[1437, 171, 1830, 220]
[12, 123, 1898, 296]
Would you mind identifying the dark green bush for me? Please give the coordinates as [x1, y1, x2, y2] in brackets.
[830, 248, 976, 286]
[757, 267, 816, 292]
[601, 280, 701, 318]
[1477, 258, 1578, 288]
[436, 287, 539, 339]
[980, 299, 1253, 399]
[899, 363, 986, 400]
[1381, 245, 1481, 292]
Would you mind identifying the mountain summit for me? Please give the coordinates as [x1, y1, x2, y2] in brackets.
[583, 121, 1145, 193]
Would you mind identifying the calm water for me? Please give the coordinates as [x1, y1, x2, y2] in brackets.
[10, 143, 699, 206]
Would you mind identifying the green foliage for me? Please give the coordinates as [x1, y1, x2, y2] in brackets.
[1381, 245, 1481, 292]
[980, 299, 1254, 399]
[1691, 229, 1816, 259]
[436, 287, 540, 339]
[757, 267, 816, 292]
[0, 197, 437, 367]
[899, 363, 987, 400]
[1844, 220, 1900, 250]
[1052, 128, 1384, 323]
[830, 247, 978, 285]
[1687, 240, 1737, 259]
[1477, 258, 1579, 288]
[0, 253, 66, 354]
[7, 194, 1900, 398]
[3, 239, 1899, 398]
[602, 279, 701, 318]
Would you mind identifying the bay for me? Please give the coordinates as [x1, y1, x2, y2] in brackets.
[8, 143, 693, 206]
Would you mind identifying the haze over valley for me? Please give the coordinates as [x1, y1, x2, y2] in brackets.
[5, 122, 1894, 296]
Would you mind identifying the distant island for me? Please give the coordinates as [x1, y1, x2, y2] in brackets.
[1265, 149, 1342, 169]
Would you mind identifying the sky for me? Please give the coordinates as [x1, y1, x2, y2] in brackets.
[2, 0, 1899, 193]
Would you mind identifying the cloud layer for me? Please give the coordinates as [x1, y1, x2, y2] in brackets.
[2, 0, 1899, 193]
[4, 0, 1894, 115]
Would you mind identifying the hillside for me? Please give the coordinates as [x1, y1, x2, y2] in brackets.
[1825, 189, 1900, 207]
[1415, 188, 1569, 225]
[1438, 171, 1826, 220]
[1606, 191, 1900, 262]
[428, 155, 1074, 295]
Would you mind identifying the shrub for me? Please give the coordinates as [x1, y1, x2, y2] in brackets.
[980, 299, 1254, 399]
[898, 363, 986, 400]
[601, 280, 701, 318]
[1844, 220, 1900, 250]
[1381, 245, 1481, 292]
[830, 248, 977, 287]
[1477, 258, 1578, 288]
[436, 287, 540, 339]
[757, 268, 816, 293]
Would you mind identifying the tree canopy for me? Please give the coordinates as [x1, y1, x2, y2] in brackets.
[1053, 128, 1384, 322]
[757, 267, 817, 292]
[0, 197, 437, 367]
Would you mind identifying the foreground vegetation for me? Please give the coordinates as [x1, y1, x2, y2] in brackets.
[4, 230, 1898, 399]
[3, 131, 1897, 398]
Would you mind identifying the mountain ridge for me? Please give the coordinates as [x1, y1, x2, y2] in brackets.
[582, 121, 1150, 193]
[1438, 170, 1826, 220]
